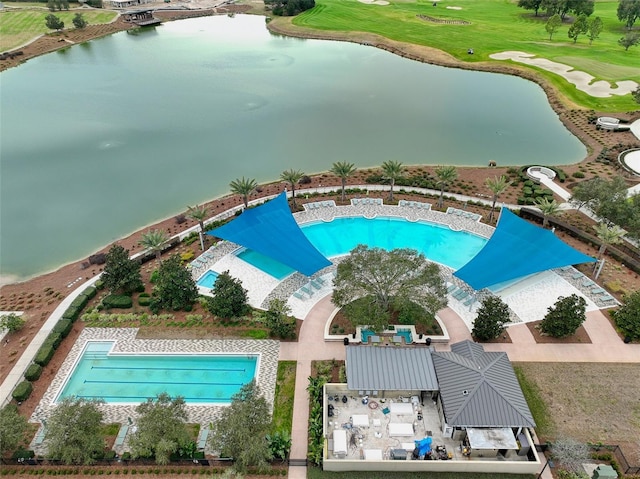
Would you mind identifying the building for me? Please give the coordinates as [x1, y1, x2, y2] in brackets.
[322, 341, 541, 474]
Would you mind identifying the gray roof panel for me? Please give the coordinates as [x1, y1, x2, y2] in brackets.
[346, 346, 439, 391]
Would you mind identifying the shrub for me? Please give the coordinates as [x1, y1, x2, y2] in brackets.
[103, 295, 133, 309]
[0, 313, 25, 333]
[24, 363, 43, 381]
[12, 448, 35, 460]
[62, 306, 80, 321]
[138, 296, 151, 307]
[12, 381, 33, 402]
[540, 294, 587, 337]
[35, 344, 56, 366]
[70, 294, 89, 311]
[53, 319, 73, 338]
[150, 270, 159, 284]
[94, 280, 105, 290]
[180, 251, 194, 262]
[44, 331, 63, 349]
[89, 253, 107, 265]
[572, 171, 586, 178]
[84, 286, 97, 300]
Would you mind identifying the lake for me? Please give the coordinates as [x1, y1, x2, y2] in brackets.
[0, 14, 586, 281]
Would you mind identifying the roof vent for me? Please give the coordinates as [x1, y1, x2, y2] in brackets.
[462, 390, 469, 396]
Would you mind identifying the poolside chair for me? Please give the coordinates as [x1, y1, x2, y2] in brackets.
[399, 200, 406, 207]
[316, 277, 326, 285]
[571, 272, 583, 280]
[114, 425, 129, 447]
[197, 426, 209, 450]
[301, 286, 314, 297]
[454, 290, 469, 301]
[446, 284, 457, 294]
[310, 279, 322, 290]
[34, 426, 47, 446]
[463, 296, 476, 307]
[293, 291, 304, 300]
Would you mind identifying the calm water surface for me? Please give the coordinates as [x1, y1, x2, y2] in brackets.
[0, 15, 586, 280]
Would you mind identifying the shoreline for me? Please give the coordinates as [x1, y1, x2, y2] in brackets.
[0, 7, 638, 286]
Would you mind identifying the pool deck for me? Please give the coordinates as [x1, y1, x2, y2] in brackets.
[28, 328, 279, 456]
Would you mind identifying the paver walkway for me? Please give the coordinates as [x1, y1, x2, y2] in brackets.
[283, 296, 640, 478]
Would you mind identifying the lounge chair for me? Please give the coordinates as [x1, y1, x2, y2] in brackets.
[34, 426, 47, 446]
[454, 290, 469, 301]
[446, 284, 457, 294]
[197, 427, 209, 450]
[115, 425, 129, 447]
[463, 296, 476, 306]
[293, 291, 304, 300]
[316, 277, 326, 285]
[571, 272, 583, 280]
[301, 286, 314, 297]
[310, 279, 322, 290]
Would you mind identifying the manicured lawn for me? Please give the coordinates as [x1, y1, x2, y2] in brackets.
[271, 361, 296, 434]
[292, 0, 639, 111]
[0, 8, 117, 51]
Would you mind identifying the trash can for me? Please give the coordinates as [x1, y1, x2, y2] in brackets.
[426, 338, 432, 346]
[343, 337, 349, 345]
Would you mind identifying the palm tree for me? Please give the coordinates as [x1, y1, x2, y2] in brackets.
[593, 223, 626, 259]
[381, 160, 404, 202]
[534, 197, 561, 229]
[485, 175, 509, 223]
[139, 229, 169, 262]
[330, 161, 357, 203]
[434, 165, 458, 209]
[229, 177, 257, 208]
[280, 169, 305, 208]
[187, 204, 208, 251]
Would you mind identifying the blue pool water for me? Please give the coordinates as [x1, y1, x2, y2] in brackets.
[237, 216, 486, 277]
[57, 342, 258, 404]
[197, 270, 219, 289]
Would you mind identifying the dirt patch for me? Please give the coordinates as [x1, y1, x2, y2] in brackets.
[515, 362, 640, 466]
[526, 320, 591, 344]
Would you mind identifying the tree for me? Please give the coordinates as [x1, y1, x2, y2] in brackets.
[380, 160, 404, 202]
[593, 223, 626, 259]
[546, 14, 562, 40]
[619, 32, 640, 50]
[229, 177, 257, 208]
[101, 244, 143, 294]
[518, 0, 543, 16]
[129, 393, 191, 465]
[149, 255, 198, 313]
[534, 197, 561, 228]
[568, 14, 589, 43]
[633, 85, 640, 103]
[434, 165, 458, 208]
[0, 313, 25, 333]
[551, 437, 590, 473]
[209, 381, 272, 473]
[139, 229, 169, 262]
[0, 404, 28, 456]
[46, 397, 104, 465]
[264, 298, 296, 339]
[587, 16, 603, 44]
[280, 169, 304, 208]
[187, 204, 208, 251]
[72, 12, 87, 29]
[618, 0, 640, 29]
[332, 245, 447, 332]
[540, 294, 587, 337]
[485, 175, 509, 223]
[207, 270, 250, 318]
[45, 13, 64, 31]
[613, 290, 640, 340]
[569, 177, 607, 212]
[472, 296, 511, 341]
[330, 161, 357, 203]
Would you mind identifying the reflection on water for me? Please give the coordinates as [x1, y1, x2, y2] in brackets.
[0, 14, 586, 280]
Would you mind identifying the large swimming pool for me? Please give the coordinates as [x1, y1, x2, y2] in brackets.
[234, 216, 486, 278]
[57, 342, 258, 404]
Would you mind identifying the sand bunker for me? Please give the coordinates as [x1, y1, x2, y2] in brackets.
[490, 51, 638, 98]
[358, 0, 390, 5]
[446, 6, 462, 9]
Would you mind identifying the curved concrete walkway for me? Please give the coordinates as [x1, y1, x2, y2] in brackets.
[283, 296, 640, 479]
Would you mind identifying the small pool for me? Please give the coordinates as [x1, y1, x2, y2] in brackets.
[57, 341, 258, 404]
[197, 270, 219, 289]
[361, 330, 376, 343]
[236, 216, 487, 278]
[395, 328, 413, 344]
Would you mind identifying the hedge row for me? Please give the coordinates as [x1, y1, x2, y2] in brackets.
[24, 363, 42, 382]
[103, 294, 133, 309]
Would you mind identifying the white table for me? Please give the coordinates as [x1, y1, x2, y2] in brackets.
[352, 414, 369, 427]
[389, 423, 414, 437]
[364, 449, 383, 460]
[390, 402, 414, 415]
[333, 429, 347, 457]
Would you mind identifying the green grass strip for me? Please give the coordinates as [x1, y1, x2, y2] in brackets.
[272, 361, 296, 434]
[513, 364, 555, 439]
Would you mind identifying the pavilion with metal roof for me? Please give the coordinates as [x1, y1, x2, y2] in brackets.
[431, 340, 535, 428]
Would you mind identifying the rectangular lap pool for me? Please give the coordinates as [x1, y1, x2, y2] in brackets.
[56, 341, 258, 404]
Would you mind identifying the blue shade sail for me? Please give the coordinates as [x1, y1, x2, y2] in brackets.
[208, 192, 331, 277]
[454, 208, 595, 290]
